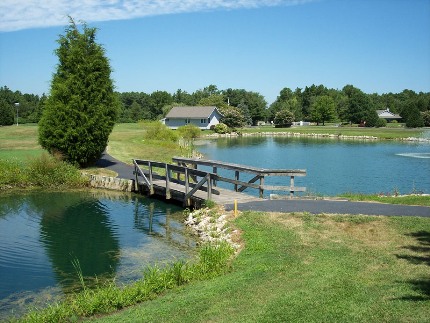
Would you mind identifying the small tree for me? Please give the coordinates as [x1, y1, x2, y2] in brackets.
[38, 18, 119, 166]
[274, 109, 294, 126]
[221, 107, 246, 129]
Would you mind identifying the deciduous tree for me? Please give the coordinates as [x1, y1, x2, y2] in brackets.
[310, 95, 336, 125]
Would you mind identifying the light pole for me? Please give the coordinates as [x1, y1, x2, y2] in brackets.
[14, 102, 19, 126]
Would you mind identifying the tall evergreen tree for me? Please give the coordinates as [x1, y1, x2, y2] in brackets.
[39, 18, 119, 166]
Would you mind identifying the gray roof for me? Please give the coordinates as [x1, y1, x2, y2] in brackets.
[377, 109, 401, 119]
[165, 106, 220, 119]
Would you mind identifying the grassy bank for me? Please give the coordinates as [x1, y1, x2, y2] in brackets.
[94, 211, 430, 322]
[239, 125, 426, 139]
[0, 153, 87, 190]
[17, 241, 234, 322]
[340, 193, 430, 206]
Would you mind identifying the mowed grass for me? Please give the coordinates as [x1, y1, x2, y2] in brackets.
[94, 212, 430, 322]
[340, 193, 430, 207]
[0, 124, 44, 159]
[108, 123, 189, 164]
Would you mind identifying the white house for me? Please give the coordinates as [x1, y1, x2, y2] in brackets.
[162, 106, 223, 130]
[376, 108, 402, 122]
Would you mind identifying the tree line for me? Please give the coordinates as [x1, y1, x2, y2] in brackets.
[1, 84, 429, 128]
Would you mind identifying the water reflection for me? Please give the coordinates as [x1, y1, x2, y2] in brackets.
[39, 198, 120, 291]
[0, 191, 196, 320]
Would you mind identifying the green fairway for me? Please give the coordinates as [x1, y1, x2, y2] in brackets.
[94, 212, 430, 322]
[0, 124, 44, 159]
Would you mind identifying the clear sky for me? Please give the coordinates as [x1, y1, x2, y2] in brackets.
[0, 0, 429, 104]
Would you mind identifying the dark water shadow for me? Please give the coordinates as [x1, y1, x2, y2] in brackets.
[395, 231, 430, 301]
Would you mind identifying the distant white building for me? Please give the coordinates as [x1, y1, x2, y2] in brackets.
[162, 106, 223, 130]
[377, 108, 402, 122]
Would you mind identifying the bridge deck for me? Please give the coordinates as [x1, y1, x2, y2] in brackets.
[145, 179, 260, 205]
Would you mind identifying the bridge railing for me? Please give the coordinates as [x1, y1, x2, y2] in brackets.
[173, 157, 306, 198]
[133, 159, 218, 205]
[133, 158, 306, 205]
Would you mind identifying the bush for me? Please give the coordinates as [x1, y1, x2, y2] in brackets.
[375, 118, 387, 128]
[214, 123, 230, 134]
[143, 121, 178, 142]
[177, 124, 201, 139]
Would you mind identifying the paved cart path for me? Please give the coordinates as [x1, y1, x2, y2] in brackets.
[96, 152, 430, 217]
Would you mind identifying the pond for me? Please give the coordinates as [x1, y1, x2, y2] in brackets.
[195, 136, 430, 196]
[0, 190, 197, 319]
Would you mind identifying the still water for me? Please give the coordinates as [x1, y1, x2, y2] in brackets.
[196, 136, 430, 196]
[0, 190, 196, 319]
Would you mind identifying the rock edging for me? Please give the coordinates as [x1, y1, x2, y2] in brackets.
[205, 131, 430, 142]
[184, 207, 240, 251]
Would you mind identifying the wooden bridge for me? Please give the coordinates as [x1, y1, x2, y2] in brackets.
[133, 157, 306, 207]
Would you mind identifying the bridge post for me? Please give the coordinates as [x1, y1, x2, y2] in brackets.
[234, 171, 239, 191]
[259, 176, 264, 198]
[207, 174, 212, 201]
[165, 164, 171, 199]
[290, 176, 295, 197]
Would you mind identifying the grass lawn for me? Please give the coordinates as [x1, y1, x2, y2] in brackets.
[108, 123, 190, 164]
[340, 193, 430, 207]
[94, 211, 430, 322]
[0, 124, 43, 159]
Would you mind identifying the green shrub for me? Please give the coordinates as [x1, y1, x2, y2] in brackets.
[143, 121, 178, 142]
[0, 158, 26, 188]
[177, 124, 201, 139]
[375, 118, 387, 128]
[214, 123, 230, 134]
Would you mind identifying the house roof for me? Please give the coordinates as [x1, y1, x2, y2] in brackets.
[377, 109, 401, 119]
[165, 106, 221, 119]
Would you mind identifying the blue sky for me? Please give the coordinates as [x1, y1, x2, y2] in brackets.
[0, 0, 429, 104]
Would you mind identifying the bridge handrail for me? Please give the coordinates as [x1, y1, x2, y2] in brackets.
[172, 157, 306, 176]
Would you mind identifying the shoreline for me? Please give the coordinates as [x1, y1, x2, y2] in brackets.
[203, 130, 430, 142]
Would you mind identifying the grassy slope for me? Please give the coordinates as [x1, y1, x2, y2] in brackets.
[95, 212, 430, 322]
[108, 123, 188, 164]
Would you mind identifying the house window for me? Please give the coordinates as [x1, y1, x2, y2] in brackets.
[208, 118, 210, 123]
[165, 118, 169, 122]
[200, 119, 206, 124]
[185, 119, 190, 124]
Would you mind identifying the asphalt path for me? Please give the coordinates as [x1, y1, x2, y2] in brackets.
[95, 151, 135, 180]
[95, 152, 430, 217]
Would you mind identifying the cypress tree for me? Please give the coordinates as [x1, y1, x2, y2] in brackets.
[39, 18, 119, 166]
